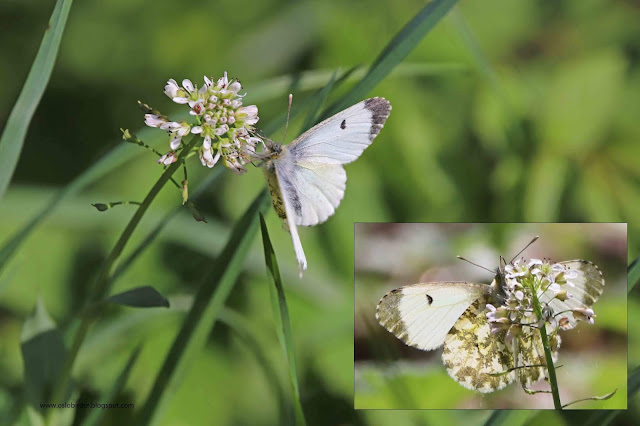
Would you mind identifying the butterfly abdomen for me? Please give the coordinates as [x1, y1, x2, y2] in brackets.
[264, 162, 287, 220]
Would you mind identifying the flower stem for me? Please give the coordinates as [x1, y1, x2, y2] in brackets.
[45, 137, 199, 424]
[530, 287, 562, 409]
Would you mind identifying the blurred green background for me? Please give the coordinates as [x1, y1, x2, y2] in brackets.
[355, 223, 627, 409]
[1, 0, 639, 424]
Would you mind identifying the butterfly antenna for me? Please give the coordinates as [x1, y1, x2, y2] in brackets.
[509, 236, 539, 264]
[456, 256, 495, 273]
[282, 93, 293, 143]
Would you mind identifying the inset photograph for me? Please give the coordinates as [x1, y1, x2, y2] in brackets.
[354, 223, 627, 409]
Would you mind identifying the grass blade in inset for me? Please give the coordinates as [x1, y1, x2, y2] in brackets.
[138, 190, 270, 425]
[81, 346, 141, 426]
[0, 0, 74, 202]
[259, 213, 306, 426]
[319, 0, 460, 120]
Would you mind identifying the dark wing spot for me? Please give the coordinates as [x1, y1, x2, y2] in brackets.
[340, 119, 346, 129]
[363, 97, 391, 141]
[426, 294, 433, 305]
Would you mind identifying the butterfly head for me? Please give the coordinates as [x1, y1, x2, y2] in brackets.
[490, 257, 510, 304]
[263, 138, 282, 159]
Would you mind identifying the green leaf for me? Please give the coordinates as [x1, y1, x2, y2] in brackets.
[0, 0, 74, 203]
[106, 286, 170, 308]
[259, 213, 306, 426]
[319, 0, 460, 120]
[20, 298, 69, 411]
[138, 190, 270, 425]
[81, 346, 141, 426]
[628, 257, 640, 293]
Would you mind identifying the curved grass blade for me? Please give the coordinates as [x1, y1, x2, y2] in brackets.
[628, 257, 640, 293]
[575, 367, 640, 425]
[319, 0, 460, 120]
[299, 71, 338, 133]
[259, 213, 306, 426]
[0, 0, 74, 203]
[138, 190, 270, 425]
[0, 63, 461, 278]
[81, 346, 141, 426]
[561, 389, 617, 409]
[219, 308, 290, 425]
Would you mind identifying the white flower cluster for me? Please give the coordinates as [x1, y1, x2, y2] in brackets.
[144, 72, 262, 173]
[486, 258, 595, 343]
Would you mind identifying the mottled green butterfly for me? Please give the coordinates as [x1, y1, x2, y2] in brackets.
[376, 238, 604, 392]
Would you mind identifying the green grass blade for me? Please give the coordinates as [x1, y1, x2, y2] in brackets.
[138, 190, 270, 425]
[0, 0, 74, 203]
[483, 411, 509, 426]
[578, 266, 640, 424]
[628, 257, 640, 293]
[263, 66, 360, 138]
[259, 213, 306, 426]
[218, 308, 291, 425]
[81, 346, 141, 426]
[299, 71, 338, 133]
[319, 0, 460, 120]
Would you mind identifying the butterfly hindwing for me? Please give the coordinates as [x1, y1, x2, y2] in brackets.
[275, 153, 347, 226]
[442, 295, 561, 393]
[376, 282, 490, 351]
[544, 260, 604, 329]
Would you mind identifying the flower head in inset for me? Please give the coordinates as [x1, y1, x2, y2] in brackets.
[487, 258, 598, 336]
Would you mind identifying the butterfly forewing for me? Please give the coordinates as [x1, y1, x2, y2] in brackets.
[288, 97, 391, 165]
[376, 282, 490, 351]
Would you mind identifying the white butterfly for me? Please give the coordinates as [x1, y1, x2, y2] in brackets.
[263, 98, 391, 276]
[376, 250, 604, 393]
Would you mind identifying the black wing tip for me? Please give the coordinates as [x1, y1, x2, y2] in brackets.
[364, 97, 391, 140]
